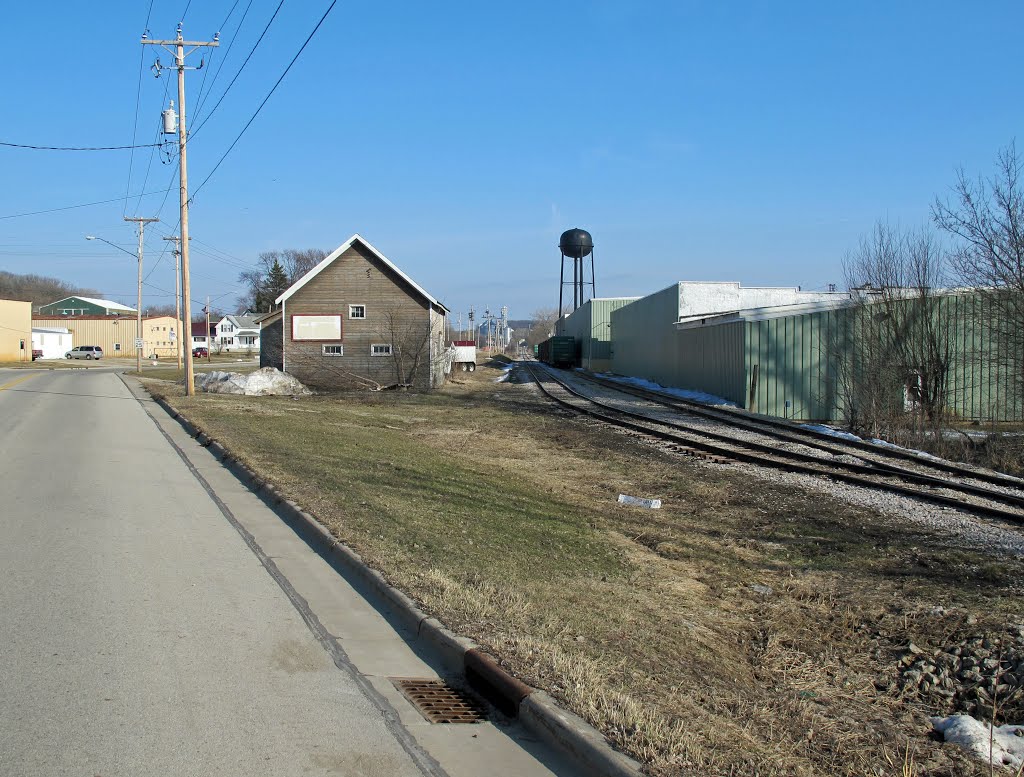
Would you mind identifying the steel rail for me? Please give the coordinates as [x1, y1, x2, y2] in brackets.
[577, 371, 1024, 491]
[523, 363, 1024, 524]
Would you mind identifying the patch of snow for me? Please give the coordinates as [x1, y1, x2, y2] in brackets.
[594, 373, 738, 407]
[800, 423, 863, 442]
[931, 714, 1024, 772]
[868, 437, 944, 461]
[494, 361, 516, 383]
[196, 367, 311, 396]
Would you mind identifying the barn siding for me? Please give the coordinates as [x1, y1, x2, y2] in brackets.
[282, 243, 439, 390]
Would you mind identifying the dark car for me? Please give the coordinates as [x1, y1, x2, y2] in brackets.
[192, 347, 209, 358]
[32, 349, 43, 361]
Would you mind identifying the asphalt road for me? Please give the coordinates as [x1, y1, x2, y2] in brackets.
[0, 368, 577, 777]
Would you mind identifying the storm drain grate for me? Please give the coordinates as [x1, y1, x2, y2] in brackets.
[392, 678, 486, 723]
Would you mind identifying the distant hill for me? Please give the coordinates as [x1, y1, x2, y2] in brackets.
[0, 271, 100, 310]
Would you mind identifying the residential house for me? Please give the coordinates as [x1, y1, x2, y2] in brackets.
[191, 320, 217, 351]
[214, 313, 260, 353]
[38, 296, 136, 317]
[267, 234, 449, 390]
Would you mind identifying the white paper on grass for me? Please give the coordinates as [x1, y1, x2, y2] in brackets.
[618, 494, 662, 509]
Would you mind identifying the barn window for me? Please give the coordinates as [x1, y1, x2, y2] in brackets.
[114, 343, 121, 351]
[349, 305, 366, 319]
[370, 344, 392, 356]
[322, 345, 343, 356]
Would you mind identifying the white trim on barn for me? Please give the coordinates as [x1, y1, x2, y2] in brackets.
[275, 234, 450, 313]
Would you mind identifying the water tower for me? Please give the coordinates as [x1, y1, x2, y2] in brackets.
[558, 228, 595, 316]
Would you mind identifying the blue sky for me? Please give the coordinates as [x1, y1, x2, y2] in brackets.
[2, 1, 1021, 323]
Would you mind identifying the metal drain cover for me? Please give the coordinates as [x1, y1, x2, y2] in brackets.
[392, 678, 486, 723]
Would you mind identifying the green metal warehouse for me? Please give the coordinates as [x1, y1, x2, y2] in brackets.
[609, 292, 1022, 423]
[556, 297, 639, 373]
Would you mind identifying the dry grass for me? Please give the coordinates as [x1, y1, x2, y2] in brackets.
[149, 362, 1024, 776]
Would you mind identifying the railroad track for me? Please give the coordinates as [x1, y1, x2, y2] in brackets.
[521, 361, 1024, 524]
[578, 370, 1024, 492]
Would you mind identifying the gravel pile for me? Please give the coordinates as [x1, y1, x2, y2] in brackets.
[898, 626, 1024, 719]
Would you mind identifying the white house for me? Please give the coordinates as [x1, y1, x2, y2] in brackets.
[32, 327, 73, 359]
[215, 313, 260, 353]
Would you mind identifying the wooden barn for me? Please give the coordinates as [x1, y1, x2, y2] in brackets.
[265, 234, 450, 391]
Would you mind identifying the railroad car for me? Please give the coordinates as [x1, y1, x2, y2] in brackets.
[538, 335, 577, 368]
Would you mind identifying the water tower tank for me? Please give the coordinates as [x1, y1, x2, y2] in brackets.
[559, 228, 593, 259]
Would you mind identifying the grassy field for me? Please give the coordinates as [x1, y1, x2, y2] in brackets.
[148, 361, 1024, 776]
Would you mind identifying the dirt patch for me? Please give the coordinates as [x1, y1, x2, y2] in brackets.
[151, 362, 1024, 776]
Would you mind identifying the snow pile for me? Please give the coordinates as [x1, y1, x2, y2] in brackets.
[931, 715, 1024, 771]
[800, 423, 863, 442]
[495, 361, 516, 383]
[196, 367, 311, 396]
[593, 373, 738, 407]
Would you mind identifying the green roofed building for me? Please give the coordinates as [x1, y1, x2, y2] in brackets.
[37, 296, 137, 317]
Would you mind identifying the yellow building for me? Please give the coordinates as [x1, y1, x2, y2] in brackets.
[32, 315, 185, 359]
[0, 299, 33, 362]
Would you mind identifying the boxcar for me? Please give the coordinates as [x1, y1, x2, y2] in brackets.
[538, 336, 577, 368]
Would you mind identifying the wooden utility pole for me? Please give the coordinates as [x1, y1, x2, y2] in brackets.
[163, 235, 182, 369]
[205, 296, 212, 362]
[143, 25, 218, 396]
[124, 217, 158, 373]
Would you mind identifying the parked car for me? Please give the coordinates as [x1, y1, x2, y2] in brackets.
[65, 345, 103, 360]
[192, 347, 209, 358]
[32, 349, 43, 361]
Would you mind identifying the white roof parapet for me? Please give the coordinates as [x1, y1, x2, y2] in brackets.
[275, 234, 450, 312]
[675, 298, 856, 329]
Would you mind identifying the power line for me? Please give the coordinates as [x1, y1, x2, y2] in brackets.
[192, 0, 255, 124]
[188, 0, 286, 141]
[0, 188, 175, 221]
[123, 0, 156, 218]
[191, 0, 244, 115]
[129, 72, 174, 218]
[190, 0, 338, 202]
[1, 140, 162, 151]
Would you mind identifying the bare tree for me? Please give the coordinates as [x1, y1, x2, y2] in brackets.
[379, 309, 441, 388]
[841, 222, 958, 438]
[933, 142, 1024, 413]
[524, 307, 559, 348]
[237, 249, 329, 312]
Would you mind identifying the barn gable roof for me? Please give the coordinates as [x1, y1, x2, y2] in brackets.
[275, 234, 448, 312]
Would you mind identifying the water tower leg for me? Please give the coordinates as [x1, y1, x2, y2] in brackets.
[558, 252, 566, 316]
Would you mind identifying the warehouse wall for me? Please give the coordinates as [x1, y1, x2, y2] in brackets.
[0, 299, 32, 361]
[558, 298, 639, 372]
[610, 285, 680, 385]
[744, 308, 847, 420]
[672, 322, 747, 403]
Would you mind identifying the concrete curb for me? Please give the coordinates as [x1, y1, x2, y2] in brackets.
[141, 385, 644, 777]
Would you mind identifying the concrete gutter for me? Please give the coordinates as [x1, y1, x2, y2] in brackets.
[141, 385, 644, 777]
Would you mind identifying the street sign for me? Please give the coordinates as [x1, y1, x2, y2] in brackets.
[134, 338, 145, 348]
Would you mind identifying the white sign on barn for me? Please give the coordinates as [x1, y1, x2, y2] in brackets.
[291, 315, 342, 341]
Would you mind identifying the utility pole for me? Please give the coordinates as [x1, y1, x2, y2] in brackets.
[124, 217, 158, 373]
[163, 235, 183, 370]
[144, 25, 219, 395]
